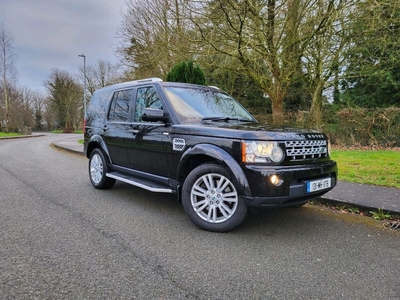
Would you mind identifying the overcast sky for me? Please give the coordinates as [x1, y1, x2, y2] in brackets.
[0, 0, 126, 94]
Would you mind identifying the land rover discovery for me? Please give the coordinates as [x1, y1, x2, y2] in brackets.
[84, 78, 338, 232]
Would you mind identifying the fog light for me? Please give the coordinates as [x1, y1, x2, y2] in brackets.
[270, 174, 283, 186]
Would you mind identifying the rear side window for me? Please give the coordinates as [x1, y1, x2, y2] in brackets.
[134, 86, 163, 122]
[108, 89, 132, 122]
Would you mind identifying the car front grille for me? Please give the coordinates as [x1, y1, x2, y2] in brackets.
[285, 140, 328, 161]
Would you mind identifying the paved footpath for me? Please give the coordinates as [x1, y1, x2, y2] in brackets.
[320, 180, 400, 214]
[52, 134, 84, 155]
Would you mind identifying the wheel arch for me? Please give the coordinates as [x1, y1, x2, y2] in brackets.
[86, 135, 112, 164]
[177, 144, 252, 198]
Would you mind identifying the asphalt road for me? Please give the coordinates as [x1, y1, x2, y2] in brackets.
[1, 134, 399, 300]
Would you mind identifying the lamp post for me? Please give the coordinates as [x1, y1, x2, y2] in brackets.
[78, 54, 87, 119]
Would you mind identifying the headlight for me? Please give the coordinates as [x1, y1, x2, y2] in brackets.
[242, 141, 284, 163]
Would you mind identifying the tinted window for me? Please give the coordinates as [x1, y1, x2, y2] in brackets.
[134, 86, 163, 122]
[108, 89, 132, 122]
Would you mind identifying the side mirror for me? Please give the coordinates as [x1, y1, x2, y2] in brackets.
[141, 108, 168, 122]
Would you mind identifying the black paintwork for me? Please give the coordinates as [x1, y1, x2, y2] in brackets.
[84, 79, 338, 208]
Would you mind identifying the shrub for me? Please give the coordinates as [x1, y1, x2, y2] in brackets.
[62, 126, 75, 133]
[166, 60, 206, 85]
[254, 106, 400, 148]
[325, 107, 400, 147]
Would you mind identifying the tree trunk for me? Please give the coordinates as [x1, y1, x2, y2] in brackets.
[333, 56, 340, 104]
[5, 95, 9, 133]
[309, 83, 324, 128]
[2, 56, 9, 133]
[271, 96, 284, 126]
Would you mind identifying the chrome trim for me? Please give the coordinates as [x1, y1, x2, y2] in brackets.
[106, 173, 173, 193]
[285, 140, 328, 161]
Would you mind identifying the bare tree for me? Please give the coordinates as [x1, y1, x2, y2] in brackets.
[42, 96, 57, 131]
[116, 0, 194, 79]
[0, 23, 18, 132]
[4, 84, 23, 131]
[302, 0, 356, 127]
[116, 0, 365, 127]
[181, 0, 351, 126]
[79, 59, 121, 98]
[18, 87, 46, 131]
[18, 86, 35, 128]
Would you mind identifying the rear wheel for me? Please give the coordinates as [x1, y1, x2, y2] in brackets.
[182, 163, 248, 232]
[89, 148, 115, 189]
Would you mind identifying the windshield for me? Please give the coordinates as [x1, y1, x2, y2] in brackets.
[164, 87, 255, 123]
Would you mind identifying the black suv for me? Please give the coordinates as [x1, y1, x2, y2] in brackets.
[84, 78, 337, 232]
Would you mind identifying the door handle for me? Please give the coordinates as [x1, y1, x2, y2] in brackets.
[128, 129, 139, 134]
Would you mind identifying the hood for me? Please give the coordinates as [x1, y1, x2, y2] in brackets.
[173, 121, 326, 141]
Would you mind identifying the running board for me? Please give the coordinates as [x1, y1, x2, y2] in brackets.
[106, 172, 173, 193]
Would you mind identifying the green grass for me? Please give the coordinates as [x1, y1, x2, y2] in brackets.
[51, 130, 83, 134]
[331, 150, 400, 188]
[0, 132, 22, 137]
[370, 208, 391, 220]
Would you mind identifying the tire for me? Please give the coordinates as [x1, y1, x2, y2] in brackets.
[89, 148, 116, 189]
[181, 163, 248, 232]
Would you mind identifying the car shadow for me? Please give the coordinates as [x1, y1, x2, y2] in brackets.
[106, 181, 322, 237]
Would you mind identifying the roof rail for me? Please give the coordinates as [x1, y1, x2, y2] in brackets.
[135, 77, 163, 83]
[208, 85, 220, 90]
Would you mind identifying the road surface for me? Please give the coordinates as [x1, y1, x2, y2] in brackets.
[0, 134, 399, 299]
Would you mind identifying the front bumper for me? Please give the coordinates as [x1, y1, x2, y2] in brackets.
[241, 160, 338, 208]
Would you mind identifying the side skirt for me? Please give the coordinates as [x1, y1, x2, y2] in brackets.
[106, 172, 173, 193]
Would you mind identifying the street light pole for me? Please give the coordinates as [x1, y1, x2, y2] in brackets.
[78, 54, 87, 119]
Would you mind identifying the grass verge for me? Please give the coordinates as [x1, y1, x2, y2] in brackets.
[331, 149, 400, 188]
[51, 130, 83, 134]
[0, 132, 23, 137]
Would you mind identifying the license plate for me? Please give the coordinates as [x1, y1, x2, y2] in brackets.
[306, 178, 331, 193]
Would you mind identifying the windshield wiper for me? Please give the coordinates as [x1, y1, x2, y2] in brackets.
[201, 117, 253, 123]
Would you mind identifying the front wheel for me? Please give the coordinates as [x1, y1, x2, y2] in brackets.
[89, 148, 116, 189]
[182, 163, 248, 232]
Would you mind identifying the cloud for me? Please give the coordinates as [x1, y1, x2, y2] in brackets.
[0, 0, 126, 93]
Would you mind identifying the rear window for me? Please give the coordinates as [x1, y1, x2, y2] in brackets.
[108, 89, 133, 122]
